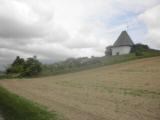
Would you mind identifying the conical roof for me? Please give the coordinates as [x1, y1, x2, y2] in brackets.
[113, 31, 134, 47]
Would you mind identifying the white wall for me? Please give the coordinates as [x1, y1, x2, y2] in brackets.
[112, 46, 131, 56]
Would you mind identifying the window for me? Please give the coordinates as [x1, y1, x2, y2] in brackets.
[116, 52, 119, 55]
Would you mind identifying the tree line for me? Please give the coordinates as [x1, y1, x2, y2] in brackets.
[6, 56, 42, 77]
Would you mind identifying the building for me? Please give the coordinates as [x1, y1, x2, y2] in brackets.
[111, 31, 134, 55]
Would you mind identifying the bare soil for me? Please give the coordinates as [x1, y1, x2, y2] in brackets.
[0, 112, 4, 120]
[1, 57, 160, 120]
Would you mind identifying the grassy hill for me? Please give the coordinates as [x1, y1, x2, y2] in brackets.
[41, 49, 160, 76]
[0, 49, 160, 79]
[1, 56, 160, 120]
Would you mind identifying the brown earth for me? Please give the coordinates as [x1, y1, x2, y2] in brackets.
[0, 111, 4, 120]
[0, 57, 160, 120]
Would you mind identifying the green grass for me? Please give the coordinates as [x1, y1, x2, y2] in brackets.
[0, 86, 60, 120]
[41, 50, 160, 77]
[40, 54, 136, 76]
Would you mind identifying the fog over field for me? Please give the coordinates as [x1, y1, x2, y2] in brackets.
[0, 0, 160, 70]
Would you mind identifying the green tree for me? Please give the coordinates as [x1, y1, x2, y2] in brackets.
[6, 56, 42, 77]
[131, 44, 149, 53]
[21, 57, 42, 77]
[6, 56, 25, 74]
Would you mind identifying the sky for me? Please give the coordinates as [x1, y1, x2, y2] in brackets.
[0, 0, 160, 70]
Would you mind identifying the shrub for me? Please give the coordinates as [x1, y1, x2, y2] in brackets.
[6, 56, 25, 74]
[135, 51, 143, 56]
[6, 56, 42, 77]
[21, 57, 42, 77]
[131, 44, 149, 53]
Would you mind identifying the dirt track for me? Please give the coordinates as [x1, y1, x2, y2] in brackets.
[0, 115, 4, 120]
[0, 57, 160, 120]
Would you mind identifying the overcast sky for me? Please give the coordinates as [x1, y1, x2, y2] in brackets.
[0, 0, 160, 70]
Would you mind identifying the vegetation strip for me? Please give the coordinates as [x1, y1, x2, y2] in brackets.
[0, 86, 59, 120]
[0, 46, 160, 79]
[41, 50, 160, 77]
[102, 86, 160, 98]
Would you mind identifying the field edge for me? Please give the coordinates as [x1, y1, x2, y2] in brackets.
[0, 86, 64, 120]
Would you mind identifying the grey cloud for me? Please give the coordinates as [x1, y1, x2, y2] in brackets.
[0, 41, 76, 64]
[64, 38, 98, 49]
[46, 27, 70, 43]
[0, 48, 29, 70]
[0, 16, 50, 39]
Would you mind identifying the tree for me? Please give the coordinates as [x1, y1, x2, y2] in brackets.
[21, 57, 42, 77]
[6, 56, 42, 77]
[131, 44, 149, 53]
[12, 56, 25, 66]
[6, 56, 25, 74]
[131, 44, 150, 56]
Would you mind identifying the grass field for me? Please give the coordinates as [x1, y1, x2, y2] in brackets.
[0, 56, 160, 120]
[0, 86, 60, 120]
[41, 50, 160, 77]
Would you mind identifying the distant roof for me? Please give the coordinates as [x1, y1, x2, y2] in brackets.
[113, 31, 134, 47]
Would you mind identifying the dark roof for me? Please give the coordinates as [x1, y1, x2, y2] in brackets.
[113, 31, 134, 47]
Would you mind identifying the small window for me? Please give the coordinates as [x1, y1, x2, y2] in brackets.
[116, 52, 119, 55]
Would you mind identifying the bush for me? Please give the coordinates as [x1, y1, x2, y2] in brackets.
[131, 44, 149, 53]
[6, 56, 25, 74]
[135, 51, 143, 56]
[6, 56, 42, 77]
[21, 58, 42, 77]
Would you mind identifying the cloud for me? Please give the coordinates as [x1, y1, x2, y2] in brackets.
[0, 0, 53, 39]
[0, 0, 160, 70]
[0, 17, 49, 39]
[139, 4, 160, 49]
[116, 0, 160, 12]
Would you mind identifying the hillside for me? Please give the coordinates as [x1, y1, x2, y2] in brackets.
[42, 50, 160, 76]
[1, 48, 160, 79]
[0, 56, 160, 120]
